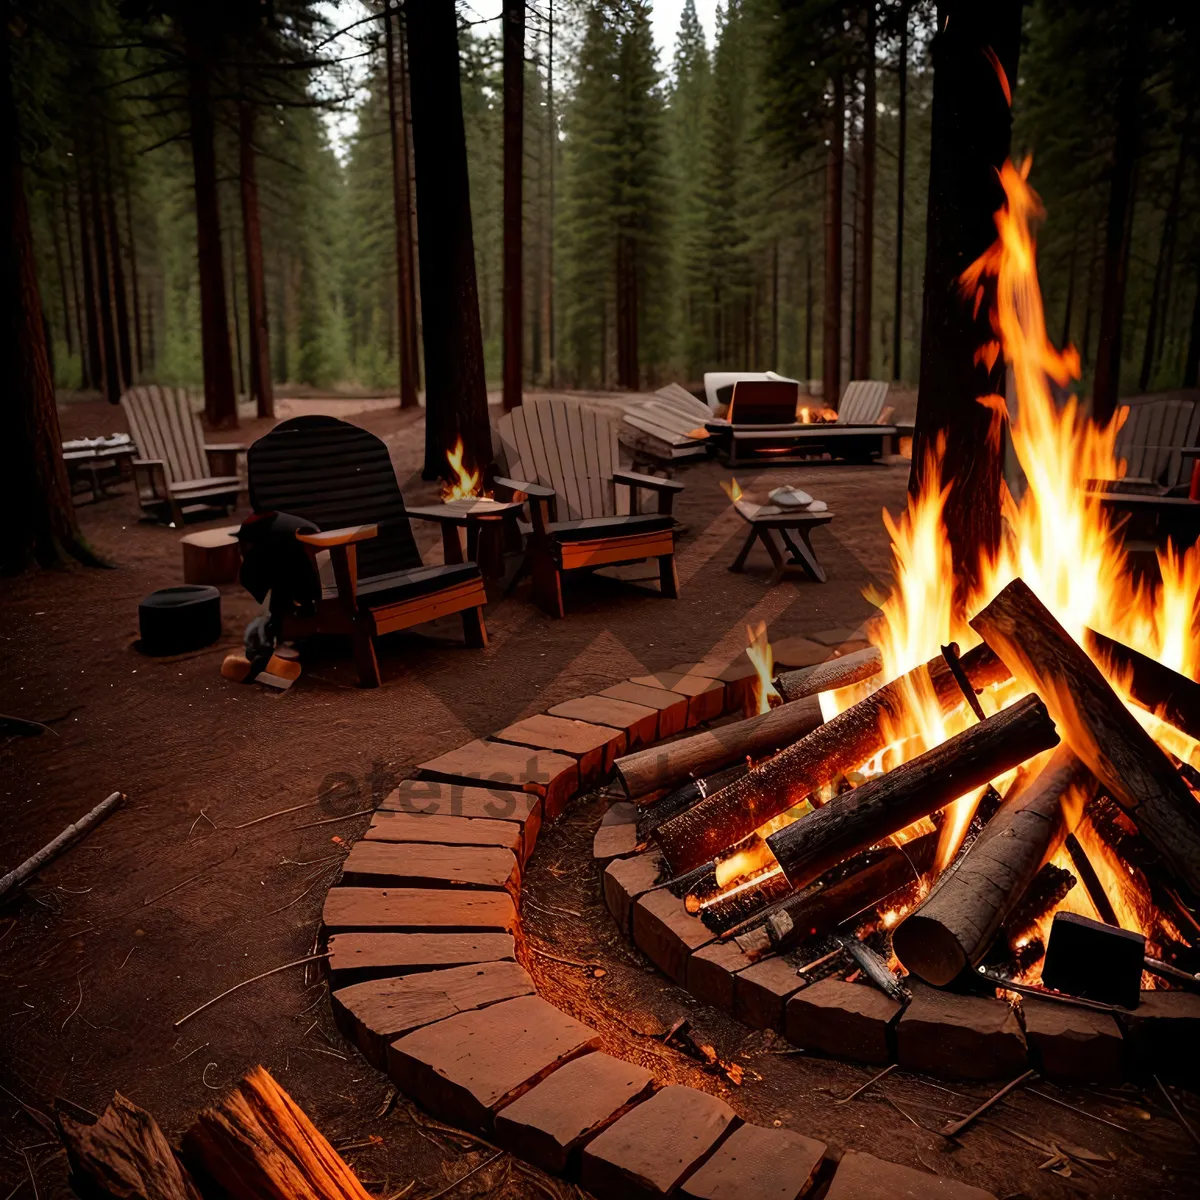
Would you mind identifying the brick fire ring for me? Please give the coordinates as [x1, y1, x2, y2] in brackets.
[323, 653, 1199, 1198]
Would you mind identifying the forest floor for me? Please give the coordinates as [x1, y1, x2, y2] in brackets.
[1, 391, 1194, 1199]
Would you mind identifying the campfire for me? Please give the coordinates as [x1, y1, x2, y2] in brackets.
[636, 159, 1200, 1013]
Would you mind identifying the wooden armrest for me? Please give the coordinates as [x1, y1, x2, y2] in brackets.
[133, 457, 165, 468]
[204, 443, 247, 454]
[493, 476, 556, 500]
[612, 469, 684, 493]
[296, 524, 379, 548]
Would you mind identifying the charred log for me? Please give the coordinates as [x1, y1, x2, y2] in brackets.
[654, 643, 1011, 873]
[971, 578, 1200, 898]
[766, 694, 1059, 891]
[637, 761, 749, 844]
[893, 746, 1095, 985]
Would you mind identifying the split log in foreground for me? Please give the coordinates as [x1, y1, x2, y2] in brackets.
[767, 831, 938, 952]
[654, 643, 1011, 873]
[774, 646, 883, 703]
[59, 1092, 203, 1200]
[766, 694, 1060, 891]
[1085, 627, 1200, 744]
[971, 578, 1200, 898]
[182, 1065, 373, 1200]
[892, 745, 1095, 986]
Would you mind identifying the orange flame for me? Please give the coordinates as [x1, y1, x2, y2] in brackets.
[721, 477, 743, 504]
[745, 621, 781, 717]
[442, 437, 483, 501]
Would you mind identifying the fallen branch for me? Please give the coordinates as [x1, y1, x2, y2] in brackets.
[939, 1069, 1037, 1138]
[0, 792, 123, 905]
[174, 953, 330, 1028]
[835, 1063, 897, 1104]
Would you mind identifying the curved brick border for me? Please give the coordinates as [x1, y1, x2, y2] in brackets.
[320, 655, 1196, 1196]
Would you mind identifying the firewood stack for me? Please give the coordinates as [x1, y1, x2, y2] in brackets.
[624, 576, 1200, 1007]
[58, 1067, 373, 1200]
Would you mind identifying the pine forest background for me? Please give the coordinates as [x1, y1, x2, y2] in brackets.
[17, 0, 1200, 406]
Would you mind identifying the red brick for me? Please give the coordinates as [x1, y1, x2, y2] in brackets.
[322, 887, 516, 934]
[581, 1085, 738, 1199]
[380, 782, 541, 858]
[604, 852, 663, 933]
[417, 739, 578, 820]
[599, 682, 689, 738]
[548, 695, 659, 749]
[332, 961, 534, 1067]
[326, 931, 515, 982]
[1023, 998, 1123, 1084]
[493, 713, 627, 786]
[680, 1123, 826, 1200]
[339, 841, 519, 895]
[825, 1151, 997, 1200]
[365, 811, 523, 858]
[687, 941, 753, 1011]
[633, 887, 716, 985]
[734, 957, 807, 1030]
[785, 978, 900, 1064]
[387, 995, 599, 1131]
[896, 984, 1027, 1080]
[630, 673, 727, 726]
[493, 1052, 654, 1173]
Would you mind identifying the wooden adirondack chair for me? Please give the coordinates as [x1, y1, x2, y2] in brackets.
[247, 416, 488, 687]
[495, 397, 683, 618]
[120, 386, 244, 525]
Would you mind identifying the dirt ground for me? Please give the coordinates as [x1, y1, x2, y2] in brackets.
[1, 392, 1195, 1198]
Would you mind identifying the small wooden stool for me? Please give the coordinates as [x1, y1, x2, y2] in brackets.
[181, 526, 242, 585]
[728, 500, 834, 584]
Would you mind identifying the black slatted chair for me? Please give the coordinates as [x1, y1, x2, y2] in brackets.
[247, 415, 487, 687]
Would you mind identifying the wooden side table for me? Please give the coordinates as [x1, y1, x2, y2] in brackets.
[405, 498, 527, 591]
[728, 499, 834, 584]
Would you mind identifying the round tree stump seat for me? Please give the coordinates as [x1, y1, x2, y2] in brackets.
[181, 526, 242, 585]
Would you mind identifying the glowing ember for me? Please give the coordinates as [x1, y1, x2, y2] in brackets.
[442, 437, 484, 502]
[745, 622, 782, 716]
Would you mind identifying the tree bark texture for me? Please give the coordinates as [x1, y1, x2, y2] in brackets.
[823, 71, 844, 406]
[123, 183, 144, 376]
[1138, 126, 1187, 392]
[892, 745, 1094, 985]
[775, 645, 883, 703]
[239, 100, 275, 419]
[911, 1, 1022, 591]
[88, 156, 121, 403]
[75, 157, 105, 392]
[893, 0, 908, 380]
[185, 39, 238, 429]
[502, 0, 524, 411]
[407, 0, 492, 481]
[853, 4, 876, 381]
[766, 694, 1060, 890]
[103, 147, 133, 388]
[653, 644, 1011, 873]
[971, 578, 1200, 898]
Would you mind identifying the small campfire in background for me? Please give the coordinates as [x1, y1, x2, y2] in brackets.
[633, 158, 1200, 1017]
[797, 405, 839, 425]
[441, 435, 492, 504]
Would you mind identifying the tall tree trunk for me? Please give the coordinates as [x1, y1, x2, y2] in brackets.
[63, 188, 85, 383]
[0, 19, 101, 570]
[1092, 18, 1144, 423]
[824, 71, 845, 407]
[805, 241, 814, 380]
[771, 239, 779, 367]
[1081, 220, 1099, 369]
[385, 12, 420, 411]
[227, 235, 245, 398]
[854, 3, 876, 381]
[184, 40, 238, 429]
[407, 0, 492, 481]
[123, 183, 144, 376]
[1184, 263, 1200, 388]
[1138, 126, 1187, 392]
[893, 0, 908, 381]
[547, 0, 556, 387]
[103, 147, 133, 388]
[1060, 222, 1077, 350]
[75, 158, 104, 392]
[502, 0, 524, 410]
[616, 234, 639, 389]
[911, 1, 1021, 595]
[238, 100, 274, 419]
[49, 197, 72, 357]
[87, 155, 121, 403]
[848, 142, 859, 382]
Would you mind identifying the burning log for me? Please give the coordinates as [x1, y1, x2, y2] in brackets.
[998, 862, 1077, 953]
[654, 643, 1012, 873]
[892, 746, 1095, 986]
[637, 762, 748, 843]
[765, 694, 1059, 892]
[773, 646, 883, 703]
[766, 833, 938, 952]
[615, 695, 824, 801]
[970, 578, 1200, 898]
[1084, 627, 1200, 744]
